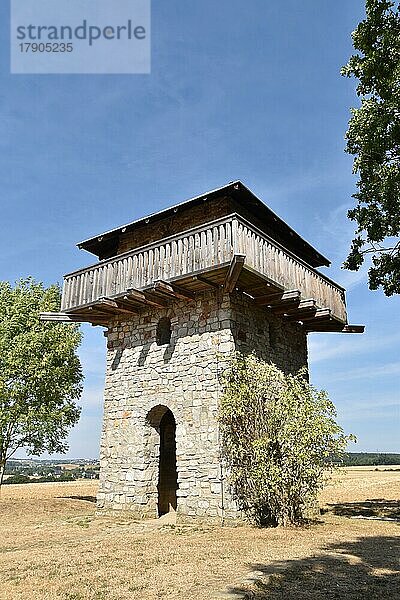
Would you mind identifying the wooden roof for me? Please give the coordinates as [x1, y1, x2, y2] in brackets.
[77, 181, 331, 268]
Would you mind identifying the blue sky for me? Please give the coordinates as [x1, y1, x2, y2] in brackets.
[1, 0, 399, 457]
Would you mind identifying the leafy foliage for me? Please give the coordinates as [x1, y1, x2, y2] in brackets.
[3, 474, 31, 485]
[342, 0, 400, 295]
[3, 472, 76, 485]
[218, 354, 354, 527]
[0, 279, 83, 485]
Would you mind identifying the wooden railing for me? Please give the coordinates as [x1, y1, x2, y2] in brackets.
[234, 217, 347, 322]
[61, 214, 347, 322]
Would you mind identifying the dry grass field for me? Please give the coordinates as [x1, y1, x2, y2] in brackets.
[1, 468, 399, 600]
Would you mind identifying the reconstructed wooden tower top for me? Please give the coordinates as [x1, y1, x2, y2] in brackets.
[43, 181, 363, 334]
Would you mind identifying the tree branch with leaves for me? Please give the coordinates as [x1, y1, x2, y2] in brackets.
[342, 0, 400, 295]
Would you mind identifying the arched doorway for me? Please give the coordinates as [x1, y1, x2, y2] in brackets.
[157, 409, 178, 516]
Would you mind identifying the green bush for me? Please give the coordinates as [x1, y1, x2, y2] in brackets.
[4, 474, 31, 485]
[218, 353, 354, 527]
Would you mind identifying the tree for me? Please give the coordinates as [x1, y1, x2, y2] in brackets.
[342, 0, 400, 295]
[0, 279, 83, 486]
[218, 354, 354, 527]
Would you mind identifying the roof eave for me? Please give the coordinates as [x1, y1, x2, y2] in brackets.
[77, 180, 331, 268]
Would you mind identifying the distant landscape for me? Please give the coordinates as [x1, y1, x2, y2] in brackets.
[4, 453, 399, 486]
[342, 453, 400, 467]
[3, 458, 99, 484]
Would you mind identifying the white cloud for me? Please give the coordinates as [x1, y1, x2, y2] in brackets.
[326, 361, 400, 383]
[339, 402, 399, 421]
[337, 266, 369, 290]
[309, 331, 400, 363]
[338, 391, 399, 411]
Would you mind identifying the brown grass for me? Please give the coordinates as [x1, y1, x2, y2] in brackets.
[0, 468, 399, 599]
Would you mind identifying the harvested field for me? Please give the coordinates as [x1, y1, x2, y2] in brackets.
[0, 468, 399, 600]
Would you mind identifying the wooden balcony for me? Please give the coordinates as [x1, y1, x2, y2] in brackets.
[55, 214, 351, 332]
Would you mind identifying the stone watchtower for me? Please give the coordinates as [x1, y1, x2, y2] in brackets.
[43, 181, 363, 520]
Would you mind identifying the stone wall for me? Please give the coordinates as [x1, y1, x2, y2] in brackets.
[230, 292, 308, 373]
[97, 289, 308, 520]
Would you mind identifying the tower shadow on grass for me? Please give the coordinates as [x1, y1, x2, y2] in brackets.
[227, 535, 400, 599]
[322, 499, 400, 520]
[57, 495, 97, 503]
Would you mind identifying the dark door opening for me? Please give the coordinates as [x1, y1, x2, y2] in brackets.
[157, 409, 178, 516]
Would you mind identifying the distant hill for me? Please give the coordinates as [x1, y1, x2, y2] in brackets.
[4, 458, 100, 483]
[7, 458, 98, 466]
[342, 453, 400, 466]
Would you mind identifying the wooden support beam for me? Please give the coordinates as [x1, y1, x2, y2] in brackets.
[143, 292, 169, 308]
[40, 312, 108, 326]
[110, 291, 155, 311]
[255, 289, 300, 307]
[305, 320, 358, 333]
[296, 307, 331, 323]
[302, 314, 364, 334]
[91, 298, 137, 316]
[260, 290, 301, 314]
[89, 299, 120, 314]
[153, 280, 194, 301]
[114, 298, 141, 313]
[305, 323, 342, 333]
[119, 295, 143, 309]
[125, 289, 167, 308]
[63, 298, 131, 316]
[192, 275, 221, 289]
[304, 316, 348, 333]
[224, 254, 246, 293]
[239, 264, 284, 294]
[87, 306, 110, 316]
[269, 301, 301, 315]
[40, 312, 93, 323]
[283, 299, 317, 321]
[114, 289, 145, 303]
[342, 324, 365, 334]
[287, 298, 316, 311]
[63, 297, 137, 318]
[95, 298, 119, 310]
